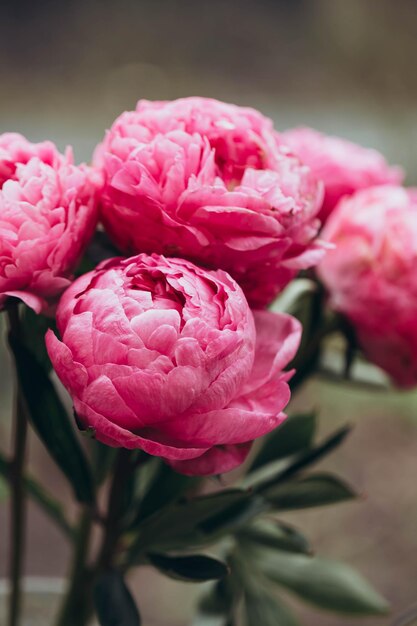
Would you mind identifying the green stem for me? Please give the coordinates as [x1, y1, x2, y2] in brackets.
[290, 313, 341, 393]
[55, 508, 94, 626]
[7, 304, 29, 626]
[55, 449, 133, 626]
[0, 450, 75, 540]
[96, 449, 132, 571]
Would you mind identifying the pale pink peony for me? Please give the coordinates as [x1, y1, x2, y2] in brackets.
[0, 149, 100, 314]
[0, 132, 63, 188]
[318, 185, 417, 388]
[281, 127, 403, 223]
[95, 97, 324, 307]
[46, 253, 301, 475]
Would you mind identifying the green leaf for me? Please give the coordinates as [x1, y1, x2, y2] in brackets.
[254, 425, 352, 494]
[10, 335, 95, 505]
[94, 569, 141, 626]
[264, 473, 357, 510]
[199, 578, 235, 616]
[270, 278, 317, 316]
[340, 317, 358, 379]
[134, 460, 200, 524]
[151, 489, 248, 529]
[0, 475, 8, 501]
[127, 489, 251, 562]
[93, 441, 118, 486]
[249, 413, 317, 473]
[198, 495, 266, 536]
[20, 307, 56, 372]
[261, 550, 389, 615]
[237, 520, 311, 555]
[148, 553, 229, 583]
[286, 281, 326, 391]
[245, 590, 300, 626]
[276, 425, 352, 481]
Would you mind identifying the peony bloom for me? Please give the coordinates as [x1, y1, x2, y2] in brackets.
[0, 145, 100, 314]
[0, 132, 63, 188]
[46, 253, 301, 475]
[318, 185, 417, 388]
[95, 97, 324, 308]
[281, 127, 403, 223]
[95, 97, 281, 186]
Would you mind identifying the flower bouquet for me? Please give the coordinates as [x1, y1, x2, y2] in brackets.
[1, 97, 414, 626]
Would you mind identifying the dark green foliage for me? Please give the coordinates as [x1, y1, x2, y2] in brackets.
[94, 570, 141, 626]
[147, 553, 229, 582]
[10, 334, 95, 504]
[249, 413, 317, 473]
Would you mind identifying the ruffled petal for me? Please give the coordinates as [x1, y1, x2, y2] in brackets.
[168, 442, 252, 476]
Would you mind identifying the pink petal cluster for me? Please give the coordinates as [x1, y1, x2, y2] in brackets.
[95, 97, 280, 185]
[95, 97, 324, 307]
[0, 139, 100, 314]
[0, 132, 63, 188]
[281, 127, 403, 223]
[318, 185, 417, 388]
[46, 253, 301, 475]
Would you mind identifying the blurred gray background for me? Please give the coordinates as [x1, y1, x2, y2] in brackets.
[0, 1, 417, 625]
[0, 0, 416, 175]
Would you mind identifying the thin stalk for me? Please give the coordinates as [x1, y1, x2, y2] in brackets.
[96, 448, 132, 572]
[290, 313, 341, 393]
[0, 450, 75, 540]
[55, 448, 133, 626]
[7, 304, 29, 626]
[54, 508, 94, 626]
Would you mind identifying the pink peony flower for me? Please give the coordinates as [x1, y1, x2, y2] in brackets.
[0, 132, 63, 188]
[96, 97, 280, 186]
[281, 127, 403, 223]
[46, 253, 301, 475]
[318, 185, 417, 388]
[95, 97, 324, 307]
[0, 147, 100, 314]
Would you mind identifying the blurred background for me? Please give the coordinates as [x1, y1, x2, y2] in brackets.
[0, 0, 417, 624]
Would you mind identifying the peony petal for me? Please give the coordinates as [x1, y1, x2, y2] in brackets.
[131, 309, 181, 346]
[153, 405, 286, 447]
[4, 290, 45, 313]
[241, 311, 301, 395]
[147, 324, 178, 354]
[74, 399, 208, 460]
[112, 365, 206, 422]
[62, 311, 95, 367]
[45, 330, 88, 394]
[82, 376, 141, 428]
[168, 442, 252, 476]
